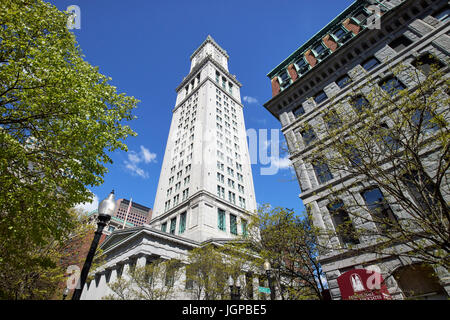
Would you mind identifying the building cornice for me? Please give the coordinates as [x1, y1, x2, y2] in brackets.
[173, 76, 244, 113]
[266, 0, 369, 79]
[150, 189, 253, 224]
[190, 35, 229, 61]
[176, 55, 242, 93]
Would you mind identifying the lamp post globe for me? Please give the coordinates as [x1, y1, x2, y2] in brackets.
[98, 189, 117, 218]
[71, 190, 116, 300]
[229, 275, 241, 300]
[264, 260, 271, 272]
[62, 287, 69, 300]
[264, 260, 275, 300]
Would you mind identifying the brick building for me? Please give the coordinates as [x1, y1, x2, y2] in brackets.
[263, 0, 449, 300]
[113, 198, 153, 228]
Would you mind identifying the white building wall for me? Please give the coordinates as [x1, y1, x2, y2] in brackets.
[150, 36, 257, 243]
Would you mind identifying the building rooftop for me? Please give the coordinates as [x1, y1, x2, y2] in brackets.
[266, 0, 395, 96]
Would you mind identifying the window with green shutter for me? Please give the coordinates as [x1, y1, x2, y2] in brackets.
[218, 209, 226, 231]
[241, 219, 248, 237]
[179, 212, 186, 234]
[170, 218, 176, 234]
[230, 214, 237, 235]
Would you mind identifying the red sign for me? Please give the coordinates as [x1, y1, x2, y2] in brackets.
[337, 269, 392, 300]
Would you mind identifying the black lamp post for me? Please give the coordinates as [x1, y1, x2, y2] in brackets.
[62, 287, 69, 300]
[228, 275, 241, 300]
[264, 260, 276, 300]
[72, 190, 116, 300]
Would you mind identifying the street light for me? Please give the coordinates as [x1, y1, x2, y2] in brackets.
[62, 287, 69, 300]
[72, 190, 116, 300]
[264, 260, 275, 300]
[228, 275, 241, 300]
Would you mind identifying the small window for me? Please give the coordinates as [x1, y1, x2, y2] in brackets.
[336, 74, 352, 88]
[161, 222, 167, 232]
[379, 123, 401, 151]
[313, 160, 333, 184]
[230, 214, 237, 235]
[412, 54, 445, 75]
[296, 57, 309, 75]
[346, 145, 362, 167]
[293, 105, 305, 117]
[314, 91, 328, 104]
[215, 71, 220, 83]
[361, 57, 380, 71]
[401, 170, 437, 213]
[388, 35, 413, 52]
[412, 109, 439, 132]
[432, 5, 450, 22]
[218, 209, 226, 231]
[351, 95, 370, 113]
[169, 217, 177, 234]
[325, 110, 342, 130]
[179, 212, 186, 234]
[334, 27, 352, 44]
[379, 76, 406, 96]
[241, 219, 248, 237]
[314, 43, 330, 59]
[278, 70, 291, 89]
[314, 43, 326, 55]
[354, 10, 369, 24]
[301, 128, 317, 146]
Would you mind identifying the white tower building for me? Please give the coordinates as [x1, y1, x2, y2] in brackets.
[150, 35, 257, 242]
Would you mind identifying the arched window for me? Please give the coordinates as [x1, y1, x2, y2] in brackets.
[393, 264, 448, 299]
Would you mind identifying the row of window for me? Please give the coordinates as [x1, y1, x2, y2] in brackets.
[276, 5, 374, 91]
[216, 70, 234, 95]
[217, 208, 247, 236]
[297, 55, 443, 151]
[216, 172, 245, 191]
[185, 73, 201, 96]
[161, 211, 187, 235]
[328, 168, 437, 246]
[275, 1, 448, 97]
[326, 186, 395, 246]
[216, 183, 246, 209]
[277, 1, 448, 113]
[310, 110, 439, 185]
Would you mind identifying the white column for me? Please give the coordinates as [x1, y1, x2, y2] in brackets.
[252, 276, 259, 300]
[104, 268, 118, 298]
[95, 273, 108, 300]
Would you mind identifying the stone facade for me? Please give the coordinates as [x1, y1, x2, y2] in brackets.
[263, 0, 450, 300]
[80, 225, 273, 300]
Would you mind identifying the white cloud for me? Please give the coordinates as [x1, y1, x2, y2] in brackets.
[243, 96, 258, 104]
[140, 145, 157, 164]
[124, 145, 156, 179]
[270, 155, 292, 170]
[75, 192, 99, 214]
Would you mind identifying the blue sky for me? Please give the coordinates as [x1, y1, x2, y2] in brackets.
[50, 0, 355, 214]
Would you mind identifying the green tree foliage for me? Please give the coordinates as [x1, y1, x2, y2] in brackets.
[238, 205, 327, 300]
[0, 0, 138, 297]
[0, 208, 97, 299]
[185, 244, 231, 300]
[304, 58, 449, 268]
